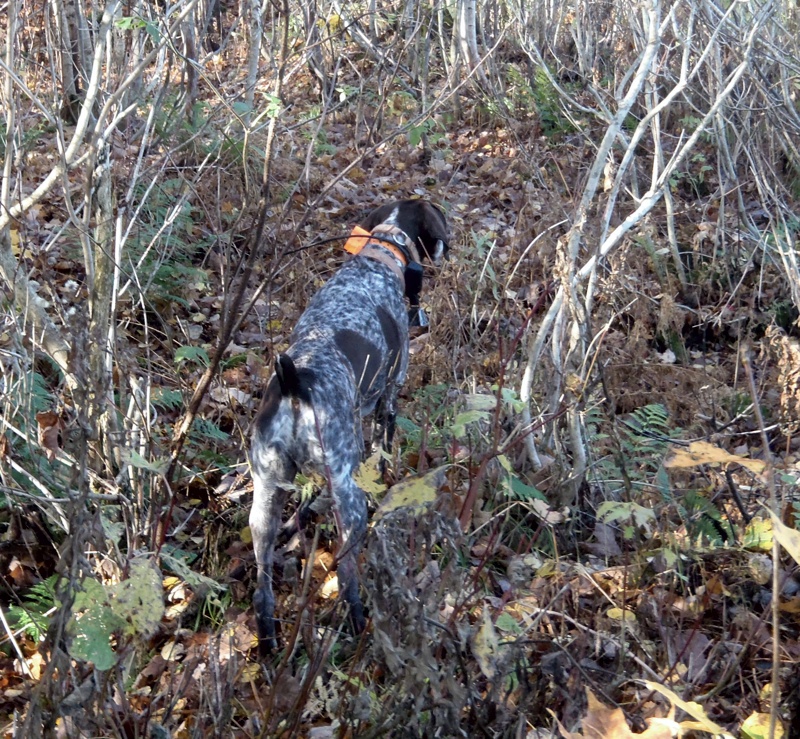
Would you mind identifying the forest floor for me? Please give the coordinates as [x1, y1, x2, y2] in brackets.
[2, 23, 800, 739]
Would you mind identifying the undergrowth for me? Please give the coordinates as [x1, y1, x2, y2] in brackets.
[2, 0, 800, 734]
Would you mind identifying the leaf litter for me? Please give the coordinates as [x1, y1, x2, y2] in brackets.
[2, 10, 800, 739]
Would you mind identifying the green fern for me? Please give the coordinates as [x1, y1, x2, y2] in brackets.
[621, 404, 672, 471]
[684, 490, 731, 545]
[152, 387, 184, 411]
[590, 404, 732, 550]
[192, 417, 229, 442]
[589, 403, 677, 496]
[6, 575, 58, 641]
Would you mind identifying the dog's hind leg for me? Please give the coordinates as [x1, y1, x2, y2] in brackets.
[329, 466, 368, 634]
[250, 444, 295, 656]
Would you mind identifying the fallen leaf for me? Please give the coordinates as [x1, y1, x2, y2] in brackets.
[240, 663, 261, 682]
[766, 509, 800, 566]
[472, 606, 501, 679]
[553, 689, 677, 739]
[644, 681, 734, 738]
[373, 465, 448, 519]
[585, 520, 622, 557]
[529, 497, 568, 524]
[8, 557, 33, 587]
[353, 451, 388, 496]
[606, 607, 636, 623]
[36, 410, 64, 461]
[320, 573, 339, 599]
[747, 552, 773, 585]
[779, 597, 800, 613]
[209, 386, 251, 407]
[663, 441, 765, 474]
[741, 712, 785, 739]
[743, 517, 773, 551]
[581, 689, 633, 738]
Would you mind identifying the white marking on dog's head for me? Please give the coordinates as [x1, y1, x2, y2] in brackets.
[382, 206, 400, 228]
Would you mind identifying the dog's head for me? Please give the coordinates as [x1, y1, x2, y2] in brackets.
[361, 199, 449, 266]
[358, 199, 449, 328]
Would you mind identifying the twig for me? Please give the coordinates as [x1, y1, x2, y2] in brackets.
[2, 456, 69, 533]
[741, 345, 780, 738]
[724, 468, 752, 525]
[0, 604, 32, 678]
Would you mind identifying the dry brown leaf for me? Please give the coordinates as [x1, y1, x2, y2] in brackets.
[35, 410, 64, 461]
[584, 520, 623, 558]
[7, 558, 34, 588]
[25, 651, 46, 681]
[472, 606, 501, 680]
[582, 689, 630, 738]
[553, 689, 677, 739]
[663, 440, 765, 474]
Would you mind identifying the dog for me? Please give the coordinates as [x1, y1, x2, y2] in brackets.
[249, 199, 448, 655]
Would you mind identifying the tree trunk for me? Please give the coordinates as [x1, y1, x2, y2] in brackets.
[49, 0, 90, 122]
[87, 144, 119, 465]
[457, 0, 488, 87]
[244, 0, 263, 124]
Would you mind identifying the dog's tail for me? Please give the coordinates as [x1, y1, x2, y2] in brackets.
[275, 354, 311, 400]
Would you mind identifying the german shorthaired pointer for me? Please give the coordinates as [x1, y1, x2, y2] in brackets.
[250, 200, 448, 655]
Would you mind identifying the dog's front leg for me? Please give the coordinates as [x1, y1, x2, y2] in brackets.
[250, 447, 294, 656]
[372, 386, 400, 474]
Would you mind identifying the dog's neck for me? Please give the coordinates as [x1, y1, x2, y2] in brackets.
[344, 222, 428, 325]
[344, 224, 419, 282]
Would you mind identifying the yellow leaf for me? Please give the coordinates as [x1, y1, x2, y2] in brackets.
[664, 441, 765, 473]
[741, 711, 784, 739]
[644, 681, 735, 738]
[353, 451, 388, 497]
[472, 606, 501, 679]
[537, 561, 559, 577]
[240, 526, 253, 544]
[240, 663, 261, 682]
[163, 576, 181, 590]
[10, 228, 20, 256]
[664, 441, 765, 474]
[778, 597, 800, 613]
[743, 516, 773, 551]
[327, 13, 342, 32]
[373, 465, 448, 519]
[606, 607, 636, 623]
[766, 509, 800, 566]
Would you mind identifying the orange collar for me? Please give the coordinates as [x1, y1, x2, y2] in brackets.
[344, 225, 409, 267]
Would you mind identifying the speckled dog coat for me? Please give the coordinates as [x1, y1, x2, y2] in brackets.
[249, 200, 448, 655]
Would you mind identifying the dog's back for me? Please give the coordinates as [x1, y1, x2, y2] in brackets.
[289, 256, 408, 416]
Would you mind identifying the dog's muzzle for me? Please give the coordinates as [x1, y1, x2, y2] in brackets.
[409, 305, 429, 328]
